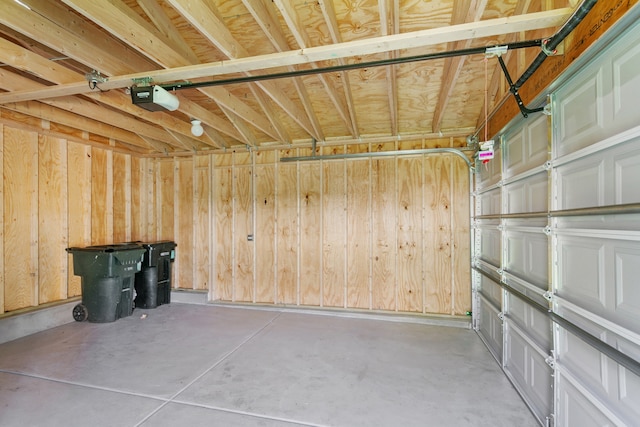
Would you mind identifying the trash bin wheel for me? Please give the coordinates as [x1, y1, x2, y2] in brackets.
[72, 304, 88, 322]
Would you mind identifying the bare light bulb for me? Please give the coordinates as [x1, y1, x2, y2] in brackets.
[191, 119, 204, 137]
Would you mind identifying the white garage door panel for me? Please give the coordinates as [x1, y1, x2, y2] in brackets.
[616, 339, 640, 420]
[557, 323, 610, 398]
[505, 229, 548, 289]
[556, 317, 640, 426]
[555, 157, 605, 209]
[557, 371, 620, 427]
[556, 69, 604, 157]
[556, 236, 606, 311]
[554, 25, 640, 160]
[477, 188, 501, 216]
[556, 234, 640, 334]
[479, 274, 502, 308]
[504, 321, 553, 422]
[504, 171, 548, 214]
[614, 245, 640, 324]
[504, 114, 549, 179]
[476, 148, 502, 189]
[611, 32, 640, 131]
[555, 135, 640, 209]
[507, 293, 551, 352]
[478, 224, 501, 267]
[478, 295, 503, 363]
[614, 142, 640, 204]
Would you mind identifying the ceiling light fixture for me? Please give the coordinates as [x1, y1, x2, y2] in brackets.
[190, 119, 204, 137]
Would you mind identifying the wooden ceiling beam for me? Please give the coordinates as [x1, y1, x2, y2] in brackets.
[0, 36, 219, 147]
[135, 0, 200, 64]
[219, 105, 259, 147]
[318, 0, 359, 138]
[0, 68, 187, 149]
[167, 0, 317, 142]
[61, 0, 276, 144]
[274, 0, 355, 137]
[59, 0, 188, 67]
[243, 0, 324, 142]
[432, 0, 488, 133]
[2, 0, 156, 75]
[3, 101, 153, 151]
[0, 8, 573, 105]
[378, 0, 400, 135]
[249, 85, 291, 144]
[136, 0, 200, 64]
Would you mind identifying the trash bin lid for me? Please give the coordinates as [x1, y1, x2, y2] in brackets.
[67, 243, 144, 253]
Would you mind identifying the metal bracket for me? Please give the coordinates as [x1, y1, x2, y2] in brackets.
[85, 70, 108, 84]
[131, 77, 153, 87]
[543, 160, 553, 171]
[543, 291, 554, 301]
[543, 103, 553, 116]
[545, 350, 556, 369]
[541, 38, 558, 56]
[545, 414, 555, 427]
[543, 225, 552, 236]
[485, 45, 508, 58]
[497, 311, 505, 321]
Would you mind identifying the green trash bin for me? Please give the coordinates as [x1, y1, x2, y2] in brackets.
[66, 244, 145, 323]
[133, 241, 176, 309]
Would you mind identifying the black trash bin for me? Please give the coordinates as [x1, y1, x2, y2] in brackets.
[133, 241, 176, 309]
[66, 244, 145, 323]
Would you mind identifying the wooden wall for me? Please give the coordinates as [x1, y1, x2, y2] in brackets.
[211, 141, 471, 316]
[0, 123, 154, 314]
[0, 121, 470, 317]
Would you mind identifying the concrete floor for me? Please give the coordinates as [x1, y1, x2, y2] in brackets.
[0, 303, 538, 427]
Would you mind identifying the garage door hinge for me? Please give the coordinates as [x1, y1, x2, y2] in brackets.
[497, 311, 505, 321]
[544, 354, 556, 369]
[543, 291, 554, 301]
[543, 160, 553, 171]
[543, 225, 552, 236]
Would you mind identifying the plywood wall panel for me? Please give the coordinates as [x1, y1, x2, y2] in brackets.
[112, 152, 130, 243]
[277, 160, 298, 305]
[194, 155, 211, 291]
[424, 155, 453, 314]
[145, 158, 156, 241]
[91, 148, 111, 244]
[67, 142, 91, 297]
[233, 166, 254, 301]
[397, 157, 423, 313]
[157, 160, 174, 241]
[94, 142, 470, 315]
[176, 158, 194, 290]
[214, 166, 233, 300]
[38, 135, 68, 304]
[0, 125, 4, 313]
[371, 158, 397, 311]
[452, 157, 471, 315]
[130, 156, 143, 241]
[322, 161, 346, 308]
[3, 127, 38, 311]
[254, 163, 276, 303]
[299, 162, 321, 306]
[347, 159, 371, 309]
